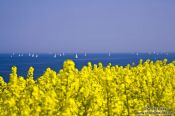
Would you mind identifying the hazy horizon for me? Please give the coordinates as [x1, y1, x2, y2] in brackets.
[0, 0, 175, 53]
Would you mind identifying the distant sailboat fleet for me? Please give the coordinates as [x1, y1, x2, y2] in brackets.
[10, 52, 113, 59]
[10, 53, 40, 58]
[10, 52, 170, 59]
[52, 52, 86, 59]
[53, 52, 65, 58]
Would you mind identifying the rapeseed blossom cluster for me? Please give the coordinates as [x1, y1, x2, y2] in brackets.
[0, 59, 175, 116]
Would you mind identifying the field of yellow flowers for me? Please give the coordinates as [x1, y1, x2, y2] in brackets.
[0, 59, 175, 116]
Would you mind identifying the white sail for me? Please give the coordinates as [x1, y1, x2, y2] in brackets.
[54, 54, 57, 58]
[60, 53, 62, 56]
[32, 54, 34, 57]
[62, 52, 64, 56]
[36, 54, 38, 58]
[75, 53, 78, 59]
[85, 52, 87, 57]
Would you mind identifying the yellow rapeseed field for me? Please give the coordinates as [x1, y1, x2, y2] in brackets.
[0, 59, 175, 116]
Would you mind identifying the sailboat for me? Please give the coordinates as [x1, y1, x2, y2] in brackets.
[85, 52, 87, 57]
[75, 53, 78, 59]
[60, 53, 62, 57]
[62, 52, 64, 56]
[32, 53, 35, 57]
[36, 54, 39, 58]
[54, 54, 57, 58]
[29, 53, 31, 57]
[136, 52, 139, 56]
[19, 54, 21, 57]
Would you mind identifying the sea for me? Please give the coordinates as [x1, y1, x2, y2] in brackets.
[0, 53, 175, 82]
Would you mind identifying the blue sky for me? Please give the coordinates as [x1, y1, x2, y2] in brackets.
[0, 0, 175, 53]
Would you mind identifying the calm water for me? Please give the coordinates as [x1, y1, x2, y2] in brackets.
[0, 53, 175, 82]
